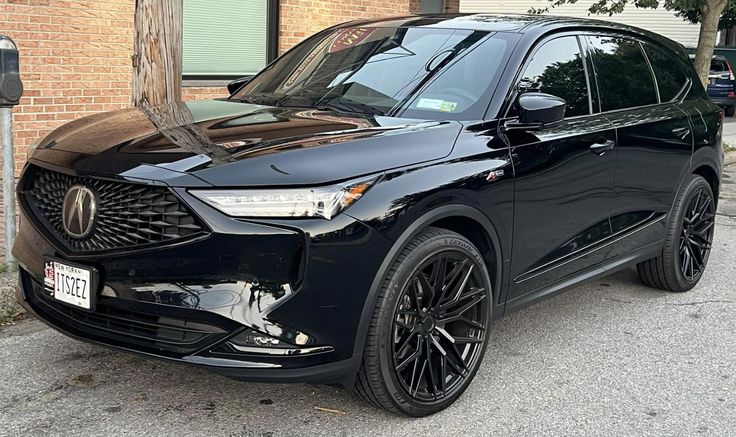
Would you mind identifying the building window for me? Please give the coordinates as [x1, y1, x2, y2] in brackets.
[182, 0, 279, 82]
[419, 0, 446, 13]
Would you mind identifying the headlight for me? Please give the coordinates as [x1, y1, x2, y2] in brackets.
[190, 177, 376, 219]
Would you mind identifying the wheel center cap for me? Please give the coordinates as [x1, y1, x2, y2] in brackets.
[421, 317, 435, 332]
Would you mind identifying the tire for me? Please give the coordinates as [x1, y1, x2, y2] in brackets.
[637, 175, 716, 292]
[726, 105, 735, 117]
[353, 227, 493, 416]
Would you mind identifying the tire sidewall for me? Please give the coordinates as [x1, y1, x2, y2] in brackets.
[666, 176, 714, 289]
[374, 232, 493, 416]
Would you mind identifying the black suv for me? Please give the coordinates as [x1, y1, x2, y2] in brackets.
[14, 14, 722, 416]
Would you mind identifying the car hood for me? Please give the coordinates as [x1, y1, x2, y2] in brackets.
[31, 99, 462, 187]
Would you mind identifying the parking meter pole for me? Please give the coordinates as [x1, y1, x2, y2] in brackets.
[1, 106, 16, 271]
[0, 35, 24, 272]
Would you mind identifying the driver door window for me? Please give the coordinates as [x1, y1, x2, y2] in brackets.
[511, 36, 590, 118]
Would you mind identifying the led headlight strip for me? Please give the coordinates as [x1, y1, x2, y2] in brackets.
[190, 176, 376, 219]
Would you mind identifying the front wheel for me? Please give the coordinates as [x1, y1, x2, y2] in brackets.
[353, 227, 493, 416]
[637, 175, 715, 292]
[725, 105, 735, 117]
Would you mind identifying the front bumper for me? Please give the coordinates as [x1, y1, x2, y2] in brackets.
[13, 172, 392, 384]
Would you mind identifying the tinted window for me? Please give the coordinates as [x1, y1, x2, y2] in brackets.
[643, 44, 689, 102]
[513, 36, 589, 117]
[588, 36, 658, 111]
[405, 37, 508, 118]
[711, 59, 730, 73]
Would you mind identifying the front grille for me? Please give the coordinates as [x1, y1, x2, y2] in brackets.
[23, 167, 206, 252]
[25, 273, 233, 357]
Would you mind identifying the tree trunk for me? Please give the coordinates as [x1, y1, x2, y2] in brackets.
[693, 0, 728, 87]
[131, 0, 182, 107]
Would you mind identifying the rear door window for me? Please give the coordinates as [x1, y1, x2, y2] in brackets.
[642, 44, 689, 102]
[511, 36, 590, 118]
[587, 36, 658, 111]
[711, 60, 729, 73]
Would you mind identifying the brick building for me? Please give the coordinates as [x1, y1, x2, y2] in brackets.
[0, 0, 460, 175]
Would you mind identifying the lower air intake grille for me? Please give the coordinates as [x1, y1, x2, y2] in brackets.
[25, 273, 231, 357]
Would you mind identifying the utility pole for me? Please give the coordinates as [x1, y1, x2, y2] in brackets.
[0, 36, 23, 271]
[132, 0, 182, 107]
[131, 0, 228, 164]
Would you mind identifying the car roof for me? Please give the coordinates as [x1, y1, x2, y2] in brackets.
[342, 13, 684, 53]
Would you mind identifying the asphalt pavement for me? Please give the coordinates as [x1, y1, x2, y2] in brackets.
[1, 156, 735, 436]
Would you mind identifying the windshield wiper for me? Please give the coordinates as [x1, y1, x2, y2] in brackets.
[316, 96, 385, 117]
[233, 93, 281, 106]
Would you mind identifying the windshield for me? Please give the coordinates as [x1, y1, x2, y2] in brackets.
[231, 26, 512, 120]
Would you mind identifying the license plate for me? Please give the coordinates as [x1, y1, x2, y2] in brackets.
[44, 258, 97, 310]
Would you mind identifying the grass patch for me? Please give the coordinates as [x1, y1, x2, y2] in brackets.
[0, 263, 6, 274]
[725, 143, 736, 153]
[0, 307, 20, 325]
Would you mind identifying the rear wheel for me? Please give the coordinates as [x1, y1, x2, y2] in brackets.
[637, 175, 715, 292]
[353, 227, 492, 416]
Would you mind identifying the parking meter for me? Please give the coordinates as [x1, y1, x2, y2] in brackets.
[0, 36, 23, 107]
[1, 35, 21, 270]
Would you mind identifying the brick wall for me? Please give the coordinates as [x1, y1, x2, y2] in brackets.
[181, 86, 227, 101]
[0, 0, 458, 176]
[1, 0, 135, 174]
[280, 0, 412, 51]
[409, 0, 460, 13]
[444, 0, 460, 12]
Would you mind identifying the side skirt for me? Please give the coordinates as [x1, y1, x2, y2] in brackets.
[503, 240, 662, 315]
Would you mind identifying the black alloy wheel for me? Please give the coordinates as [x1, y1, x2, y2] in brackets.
[392, 252, 488, 401]
[354, 227, 493, 416]
[637, 175, 716, 292]
[678, 186, 715, 281]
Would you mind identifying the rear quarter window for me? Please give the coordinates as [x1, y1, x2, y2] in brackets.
[711, 60, 729, 72]
[643, 43, 689, 102]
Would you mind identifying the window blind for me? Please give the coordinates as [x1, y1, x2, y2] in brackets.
[183, 0, 269, 77]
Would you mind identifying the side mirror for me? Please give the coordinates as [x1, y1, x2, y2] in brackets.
[504, 92, 566, 131]
[227, 76, 254, 95]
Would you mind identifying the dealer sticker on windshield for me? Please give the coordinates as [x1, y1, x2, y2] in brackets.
[416, 98, 458, 112]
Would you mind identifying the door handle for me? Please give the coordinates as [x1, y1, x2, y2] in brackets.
[672, 127, 691, 140]
[589, 139, 615, 155]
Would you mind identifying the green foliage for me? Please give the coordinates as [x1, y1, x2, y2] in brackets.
[0, 263, 6, 274]
[531, 0, 736, 29]
[677, 1, 736, 29]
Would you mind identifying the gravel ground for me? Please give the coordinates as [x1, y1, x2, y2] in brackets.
[0, 271, 23, 324]
[0, 151, 735, 436]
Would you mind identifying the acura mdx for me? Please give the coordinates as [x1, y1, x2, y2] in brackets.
[14, 14, 723, 416]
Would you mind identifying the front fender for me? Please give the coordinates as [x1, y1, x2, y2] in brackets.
[344, 152, 514, 359]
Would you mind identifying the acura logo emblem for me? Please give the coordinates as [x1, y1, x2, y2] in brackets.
[61, 185, 97, 239]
